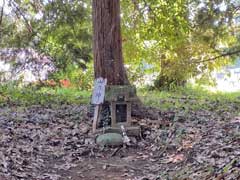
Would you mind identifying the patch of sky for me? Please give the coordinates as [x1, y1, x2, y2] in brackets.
[0, 0, 11, 15]
[211, 58, 240, 92]
[219, 1, 227, 11]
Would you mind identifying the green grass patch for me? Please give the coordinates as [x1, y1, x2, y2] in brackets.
[1, 83, 240, 116]
[138, 85, 240, 113]
[0, 84, 91, 106]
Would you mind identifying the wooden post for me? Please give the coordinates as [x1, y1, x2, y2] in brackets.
[92, 105, 101, 133]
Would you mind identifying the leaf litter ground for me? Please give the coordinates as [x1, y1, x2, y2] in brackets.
[0, 102, 239, 180]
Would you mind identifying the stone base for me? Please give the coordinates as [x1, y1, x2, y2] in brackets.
[95, 126, 141, 137]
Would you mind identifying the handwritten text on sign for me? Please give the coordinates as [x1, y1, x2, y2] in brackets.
[91, 77, 107, 105]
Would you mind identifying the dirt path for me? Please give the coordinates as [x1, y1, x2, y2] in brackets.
[0, 105, 239, 180]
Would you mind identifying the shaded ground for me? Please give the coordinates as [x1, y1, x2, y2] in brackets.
[0, 102, 239, 180]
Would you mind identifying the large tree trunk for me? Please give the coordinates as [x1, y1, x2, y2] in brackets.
[92, 0, 128, 85]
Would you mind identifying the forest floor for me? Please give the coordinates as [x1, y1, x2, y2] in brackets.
[0, 87, 240, 180]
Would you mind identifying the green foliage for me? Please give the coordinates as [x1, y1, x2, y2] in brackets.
[0, 13, 32, 47]
[121, 0, 240, 89]
[121, 0, 190, 86]
[50, 63, 94, 90]
[37, 0, 92, 70]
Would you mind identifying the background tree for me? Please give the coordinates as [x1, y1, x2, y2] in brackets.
[0, 0, 92, 70]
[121, 0, 240, 89]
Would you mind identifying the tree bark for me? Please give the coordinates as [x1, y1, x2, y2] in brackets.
[0, 0, 5, 38]
[92, 0, 129, 85]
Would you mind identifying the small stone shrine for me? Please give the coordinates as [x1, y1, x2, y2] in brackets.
[91, 78, 139, 135]
[105, 85, 136, 127]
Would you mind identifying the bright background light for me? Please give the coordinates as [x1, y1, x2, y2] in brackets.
[0, 0, 12, 15]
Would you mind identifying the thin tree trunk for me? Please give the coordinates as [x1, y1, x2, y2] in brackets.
[92, 0, 129, 85]
[0, 0, 5, 39]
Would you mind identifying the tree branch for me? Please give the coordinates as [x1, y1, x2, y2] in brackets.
[10, 0, 33, 33]
[0, 0, 5, 27]
[192, 49, 240, 64]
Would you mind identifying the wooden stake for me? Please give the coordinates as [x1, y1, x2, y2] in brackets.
[92, 105, 101, 133]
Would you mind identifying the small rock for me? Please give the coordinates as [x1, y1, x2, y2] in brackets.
[96, 133, 123, 146]
[85, 138, 94, 145]
[79, 123, 90, 134]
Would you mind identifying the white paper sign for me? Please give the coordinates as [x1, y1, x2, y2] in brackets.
[91, 77, 107, 105]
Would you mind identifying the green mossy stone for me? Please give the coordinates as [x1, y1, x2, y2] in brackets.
[96, 133, 123, 146]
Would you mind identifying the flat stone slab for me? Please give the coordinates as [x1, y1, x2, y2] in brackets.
[96, 133, 123, 146]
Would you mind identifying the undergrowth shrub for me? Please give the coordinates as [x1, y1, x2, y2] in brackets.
[50, 63, 93, 90]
